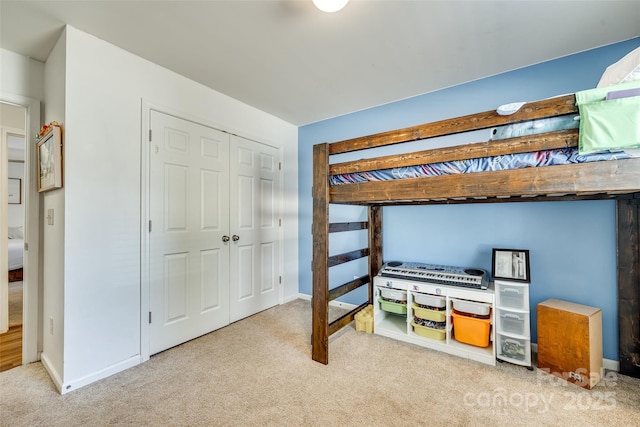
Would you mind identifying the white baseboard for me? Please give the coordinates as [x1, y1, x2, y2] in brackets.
[297, 293, 311, 301]
[296, 293, 359, 311]
[530, 343, 619, 372]
[283, 293, 300, 304]
[58, 355, 141, 395]
[40, 352, 63, 393]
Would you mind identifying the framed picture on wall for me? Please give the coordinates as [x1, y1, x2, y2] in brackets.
[36, 126, 63, 192]
[492, 248, 530, 282]
[8, 178, 21, 204]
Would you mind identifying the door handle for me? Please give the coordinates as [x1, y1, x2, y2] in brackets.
[222, 235, 230, 242]
[232, 235, 240, 242]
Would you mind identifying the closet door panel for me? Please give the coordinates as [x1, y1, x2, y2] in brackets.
[229, 136, 280, 323]
[149, 111, 230, 355]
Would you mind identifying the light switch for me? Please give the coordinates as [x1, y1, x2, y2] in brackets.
[47, 208, 54, 225]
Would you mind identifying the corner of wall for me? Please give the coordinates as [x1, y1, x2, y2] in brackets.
[41, 24, 67, 386]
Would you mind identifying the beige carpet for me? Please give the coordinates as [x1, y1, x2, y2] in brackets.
[1, 299, 639, 426]
[8, 281, 23, 326]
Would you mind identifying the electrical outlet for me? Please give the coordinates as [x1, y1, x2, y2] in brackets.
[49, 316, 54, 335]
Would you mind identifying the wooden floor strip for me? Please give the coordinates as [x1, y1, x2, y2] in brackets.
[0, 324, 22, 372]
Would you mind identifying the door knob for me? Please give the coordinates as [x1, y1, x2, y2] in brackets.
[232, 235, 240, 242]
[222, 235, 230, 242]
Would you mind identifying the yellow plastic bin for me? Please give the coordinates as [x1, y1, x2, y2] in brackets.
[413, 304, 446, 322]
[411, 321, 446, 341]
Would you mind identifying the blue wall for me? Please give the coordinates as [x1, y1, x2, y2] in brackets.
[298, 38, 640, 361]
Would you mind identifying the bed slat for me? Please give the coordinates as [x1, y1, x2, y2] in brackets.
[328, 275, 370, 302]
[329, 222, 368, 232]
[330, 129, 578, 175]
[328, 248, 370, 267]
[329, 158, 640, 204]
[329, 95, 576, 155]
[328, 303, 370, 336]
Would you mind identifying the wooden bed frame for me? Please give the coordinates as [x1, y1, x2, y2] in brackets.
[8, 268, 23, 283]
[311, 94, 640, 378]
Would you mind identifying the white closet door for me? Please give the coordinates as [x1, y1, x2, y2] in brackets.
[149, 111, 230, 355]
[229, 135, 280, 323]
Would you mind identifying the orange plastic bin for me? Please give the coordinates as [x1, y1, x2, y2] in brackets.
[451, 309, 491, 347]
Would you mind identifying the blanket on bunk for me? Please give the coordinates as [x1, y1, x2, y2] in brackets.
[329, 148, 632, 185]
[576, 80, 640, 154]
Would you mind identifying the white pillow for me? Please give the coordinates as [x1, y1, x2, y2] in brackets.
[597, 46, 640, 88]
[8, 226, 23, 239]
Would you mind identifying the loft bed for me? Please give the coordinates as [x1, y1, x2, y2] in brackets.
[311, 93, 640, 378]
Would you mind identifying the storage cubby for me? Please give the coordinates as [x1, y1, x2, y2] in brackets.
[373, 276, 495, 366]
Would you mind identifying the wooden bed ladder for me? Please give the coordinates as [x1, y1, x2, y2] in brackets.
[312, 143, 382, 364]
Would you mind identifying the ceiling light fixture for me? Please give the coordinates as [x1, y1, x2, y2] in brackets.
[313, 0, 349, 13]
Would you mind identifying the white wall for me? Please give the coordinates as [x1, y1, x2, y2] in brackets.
[40, 30, 66, 390]
[52, 26, 298, 392]
[0, 49, 45, 101]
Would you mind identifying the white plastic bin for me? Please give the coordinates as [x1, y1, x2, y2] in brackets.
[497, 332, 531, 365]
[379, 287, 407, 302]
[413, 293, 446, 308]
[451, 298, 491, 316]
[495, 281, 529, 311]
[496, 308, 530, 337]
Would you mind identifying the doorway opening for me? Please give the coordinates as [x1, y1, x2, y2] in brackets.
[1, 102, 27, 372]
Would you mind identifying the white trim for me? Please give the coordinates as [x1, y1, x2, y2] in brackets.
[296, 293, 359, 311]
[139, 100, 150, 363]
[602, 358, 619, 372]
[60, 356, 141, 395]
[0, 127, 9, 334]
[0, 94, 42, 365]
[283, 293, 300, 304]
[40, 352, 63, 393]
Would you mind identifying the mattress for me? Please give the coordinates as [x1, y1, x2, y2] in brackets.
[329, 148, 634, 185]
[8, 238, 23, 271]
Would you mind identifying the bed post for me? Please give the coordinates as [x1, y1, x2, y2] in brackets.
[617, 197, 640, 379]
[312, 143, 330, 364]
[369, 206, 383, 302]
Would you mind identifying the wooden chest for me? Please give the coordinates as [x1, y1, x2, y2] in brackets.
[537, 299, 602, 389]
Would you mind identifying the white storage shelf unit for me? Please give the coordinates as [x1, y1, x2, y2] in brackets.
[494, 280, 532, 367]
[373, 276, 496, 366]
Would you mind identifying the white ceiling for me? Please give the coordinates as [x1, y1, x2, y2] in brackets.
[1, 1, 639, 125]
